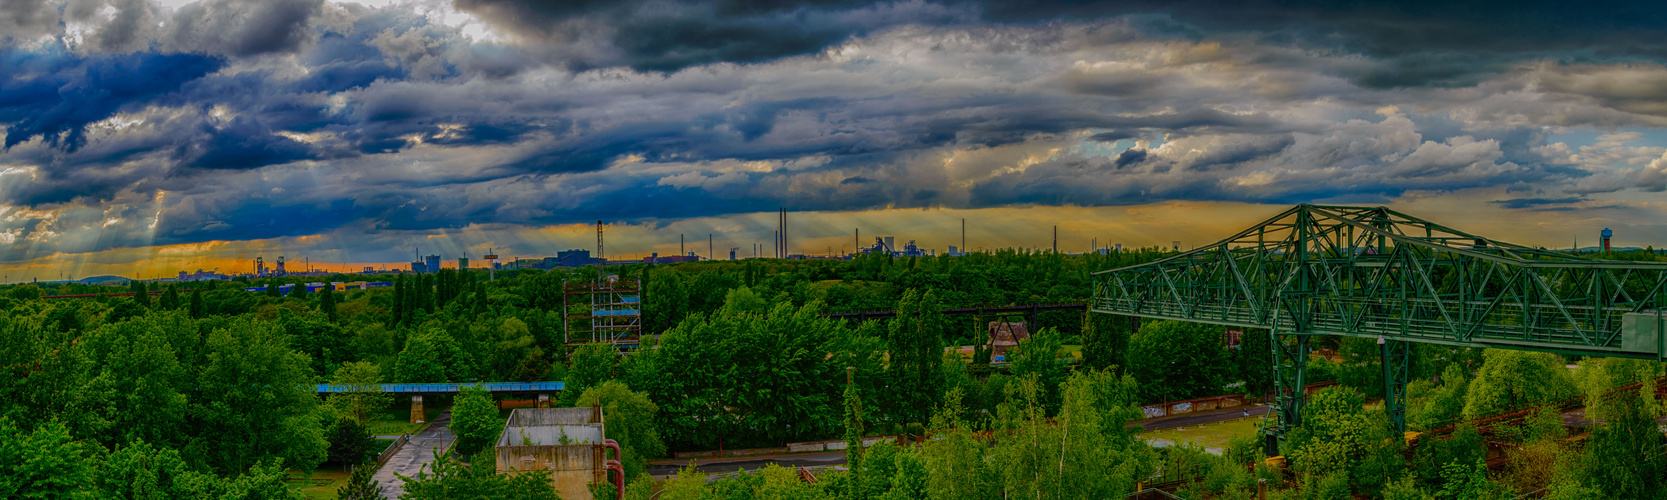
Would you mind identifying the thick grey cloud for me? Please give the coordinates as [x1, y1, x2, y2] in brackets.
[1, 0, 1667, 265]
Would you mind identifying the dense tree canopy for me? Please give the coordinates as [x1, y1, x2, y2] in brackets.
[3, 247, 1664, 498]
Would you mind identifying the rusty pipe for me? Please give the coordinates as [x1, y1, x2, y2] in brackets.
[603, 439, 622, 461]
[605, 459, 625, 500]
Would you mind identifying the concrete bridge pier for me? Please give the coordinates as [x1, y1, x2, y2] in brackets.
[411, 395, 425, 424]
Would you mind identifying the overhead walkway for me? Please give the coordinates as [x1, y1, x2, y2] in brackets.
[1090, 204, 1667, 455]
[314, 381, 564, 394]
[317, 382, 565, 424]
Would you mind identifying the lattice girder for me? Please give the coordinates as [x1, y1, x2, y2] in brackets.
[1093, 204, 1667, 359]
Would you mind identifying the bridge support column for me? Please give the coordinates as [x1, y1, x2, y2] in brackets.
[1265, 332, 1308, 457]
[1381, 338, 1410, 435]
[410, 395, 425, 424]
[538, 393, 551, 408]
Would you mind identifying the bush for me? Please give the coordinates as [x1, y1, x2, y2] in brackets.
[450, 385, 503, 457]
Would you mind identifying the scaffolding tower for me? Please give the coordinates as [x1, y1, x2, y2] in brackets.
[562, 275, 643, 345]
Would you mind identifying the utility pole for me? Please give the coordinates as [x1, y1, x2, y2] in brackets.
[596, 220, 604, 278]
[681, 234, 684, 256]
[709, 234, 713, 261]
[1053, 226, 1058, 253]
[961, 218, 965, 254]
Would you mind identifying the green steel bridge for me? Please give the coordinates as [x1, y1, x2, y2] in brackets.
[1090, 204, 1667, 455]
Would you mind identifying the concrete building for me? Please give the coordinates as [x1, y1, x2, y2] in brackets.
[177, 269, 227, 281]
[988, 321, 1030, 361]
[495, 407, 622, 500]
[425, 255, 441, 273]
[458, 257, 469, 270]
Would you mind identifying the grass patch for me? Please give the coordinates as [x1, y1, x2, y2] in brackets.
[366, 398, 440, 437]
[1139, 415, 1265, 450]
[286, 467, 351, 500]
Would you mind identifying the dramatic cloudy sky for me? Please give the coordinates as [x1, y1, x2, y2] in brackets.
[3, 0, 1667, 279]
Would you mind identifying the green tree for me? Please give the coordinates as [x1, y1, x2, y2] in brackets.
[184, 318, 328, 474]
[564, 342, 618, 403]
[8, 284, 42, 301]
[1285, 386, 1382, 480]
[576, 380, 667, 483]
[886, 289, 946, 432]
[1082, 313, 1131, 372]
[397, 450, 561, 500]
[189, 288, 204, 318]
[842, 367, 866, 494]
[265, 281, 281, 298]
[645, 272, 688, 334]
[1126, 320, 1231, 402]
[0, 418, 97, 500]
[337, 462, 384, 500]
[394, 328, 467, 383]
[328, 361, 393, 424]
[325, 417, 376, 466]
[1576, 388, 1667, 499]
[393, 275, 406, 325]
[1408, 363, 1469, 430]
[159, 284, 181, 310]
[1006, 326, 1068, 414]
[134, 280, 152, 308]
[97, 439, 196, 500]
[624, 300, 852, 450]
[490, 317, 548, 382]
[1462, 349, 1576, 419]
[920, 391, 997, 500]
[450, 385, 503, 457]
[80, 314, 190, 448]
[319, 286, 338, 322]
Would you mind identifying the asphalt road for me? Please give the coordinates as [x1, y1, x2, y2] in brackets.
[1138, 405, 1271, 432]
[372, 411, 455, 499]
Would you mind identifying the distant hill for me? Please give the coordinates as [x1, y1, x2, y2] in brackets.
[77, 275, 130, 285]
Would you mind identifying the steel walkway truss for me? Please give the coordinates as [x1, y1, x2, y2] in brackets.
[1090, 204, 1667, 455]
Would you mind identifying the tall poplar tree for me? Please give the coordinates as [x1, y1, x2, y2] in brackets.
[133, 281, 151, 308]
[189, 288, 205, 318]
[392, 275, 406, 325]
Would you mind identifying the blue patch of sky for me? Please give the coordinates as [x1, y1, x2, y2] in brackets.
[1071, 129, 1166, 158]
[1548, 127, 1667, 169]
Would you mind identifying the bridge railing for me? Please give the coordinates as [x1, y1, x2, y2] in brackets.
[315, 381, 565, 393]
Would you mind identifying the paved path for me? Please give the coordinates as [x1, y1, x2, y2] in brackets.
[372, 411, 454, 499]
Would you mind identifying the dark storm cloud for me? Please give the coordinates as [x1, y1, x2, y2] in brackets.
[1489, 197, 1584, 210]
[5, 0, 1667, 266]
[0, 48, 223, 151]
[454, 0, 1667, 82]
[455, 0, 976, 71]
[1113, 148, 1145, 168]
[166, 0, 326, 56]
[172, 116, 316, 170]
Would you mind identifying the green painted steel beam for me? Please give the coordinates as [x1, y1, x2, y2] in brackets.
[1092, 204, 1667, 360]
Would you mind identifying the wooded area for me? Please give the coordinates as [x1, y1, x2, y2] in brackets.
[2, 247, 1665, 499]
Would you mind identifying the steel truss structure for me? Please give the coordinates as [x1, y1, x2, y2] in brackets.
[563, 276, 643, 345]
[1091, 204, 1667, 455]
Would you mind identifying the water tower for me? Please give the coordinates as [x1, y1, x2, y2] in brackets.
[1601, 228, 1613, 252]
